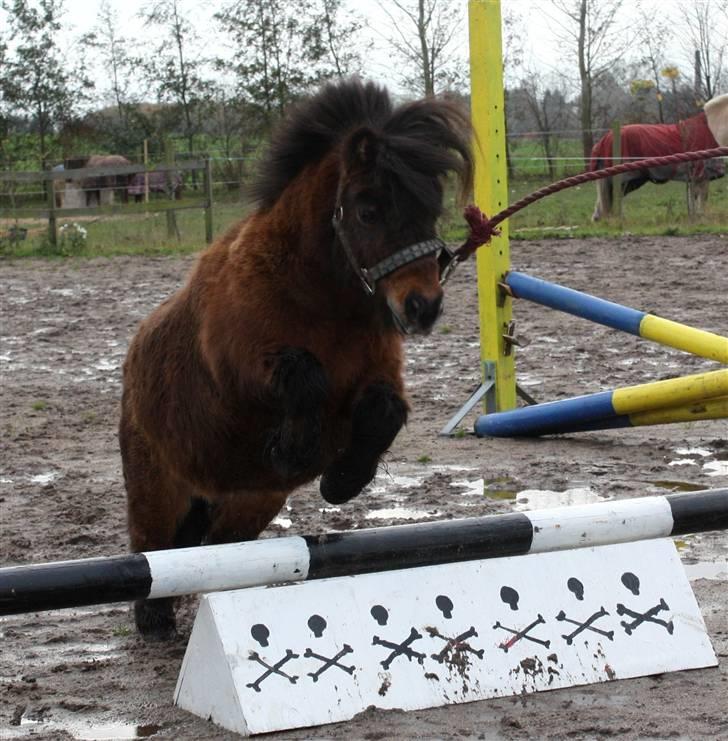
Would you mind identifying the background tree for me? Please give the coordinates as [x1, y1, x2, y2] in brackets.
[80, 0, 144, 153]
[84, 0, 135, 126]
[138, 0, 212, 156]
[660, 65, 682, 120]
[633, 2, 674, 122]
[215, 0, 358, 132]
[2, 0, 92, 168]
[679, 0, 728, 103]
[0, 30, 12, 164]
[502, 5, 525, 179]
[549, 0, 631, 163]
[374, 0, 467, 96]
[317, 0, 364, 79]
[519, 72, 572, 180]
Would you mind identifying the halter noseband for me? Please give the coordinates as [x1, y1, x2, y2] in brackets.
[332, 205, 452, 296]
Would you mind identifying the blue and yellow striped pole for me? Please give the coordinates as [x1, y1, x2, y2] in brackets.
[475, 368, 728, 436]
[504, 271, 728, 363]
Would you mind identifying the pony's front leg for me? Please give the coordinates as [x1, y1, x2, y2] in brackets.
[267, 348, 328, 479]
[320, 382, 408, 504]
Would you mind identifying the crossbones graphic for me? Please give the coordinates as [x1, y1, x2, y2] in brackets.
[493, 614, 551, 652]
[617, 598, 674, 635]
[246, 649, 299, 692]
[372, 627, 426, 669]
[427, 626, 485, 663]
[304, 645, 355, 682]
[556, 607, 615, 645]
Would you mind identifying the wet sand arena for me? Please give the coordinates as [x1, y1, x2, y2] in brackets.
[1, 235, 727, 739]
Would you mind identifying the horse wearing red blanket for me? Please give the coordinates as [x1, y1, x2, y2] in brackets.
[590, 94, 728, 220]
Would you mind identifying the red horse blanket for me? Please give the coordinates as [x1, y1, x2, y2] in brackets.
[589, 112, 724, 182]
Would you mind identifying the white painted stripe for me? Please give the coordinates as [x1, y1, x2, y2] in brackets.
[528, 496, 674, 552]
[145, 537, 310, 599]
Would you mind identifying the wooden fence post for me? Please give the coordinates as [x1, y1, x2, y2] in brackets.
[143, 139, 150, 204]
[204, 157, 214, 244]
[611, 120, 623, 221]
[46, 170, 57, 248]
[165, 140, 179, 241]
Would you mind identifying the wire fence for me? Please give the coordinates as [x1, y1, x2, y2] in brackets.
[3, 127, 728, 254]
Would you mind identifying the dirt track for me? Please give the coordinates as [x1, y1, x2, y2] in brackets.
[1, 235, 727, 740]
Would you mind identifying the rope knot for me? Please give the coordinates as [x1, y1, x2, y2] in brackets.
[458, 204, 500, 258]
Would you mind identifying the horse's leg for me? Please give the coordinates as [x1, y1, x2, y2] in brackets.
[592, 178, 612, 221]
[120, 413, 205, 639]
[696, 178, 708, 214]
[592, 183, 603, 221]
[206, 490, 289, 545]
[267, 348, 328, 479]
[320, 382, 408, 504]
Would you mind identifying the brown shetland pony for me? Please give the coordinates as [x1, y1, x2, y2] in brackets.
[120, 78, 473, 639]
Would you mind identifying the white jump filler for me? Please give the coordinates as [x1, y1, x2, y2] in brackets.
[171, 491, 723, 736]
[1, 490, 725, 736]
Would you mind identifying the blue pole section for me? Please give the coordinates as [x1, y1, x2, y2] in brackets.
[505, 272, 645, 335]
[475, 391, 617, 437]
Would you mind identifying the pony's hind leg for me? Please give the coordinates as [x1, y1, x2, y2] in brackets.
[267, 348, 328, 479]
[121, 415, 206, 640]
[206, 490, 290, 544]
[320, 382, 408, 504]
[132, 497, 211, 641]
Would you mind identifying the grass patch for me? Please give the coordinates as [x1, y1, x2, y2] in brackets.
[31, 400, 48, 411]
[1, 196, 250, 258]
[417, 454, 432, 464]
[2, 175, 727, 259]
[505, 176, 728, 241]
[112, 624, 133, 638]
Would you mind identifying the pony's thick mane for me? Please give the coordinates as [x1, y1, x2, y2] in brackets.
[250, 78, 473, 211]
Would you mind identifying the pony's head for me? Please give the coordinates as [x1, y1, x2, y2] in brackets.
[252, 79, 473, 334]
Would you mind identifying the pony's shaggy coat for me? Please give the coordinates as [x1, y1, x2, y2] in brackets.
[120, 79, 472, 637]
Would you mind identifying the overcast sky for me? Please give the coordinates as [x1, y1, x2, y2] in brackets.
[13, 0, 721, 102]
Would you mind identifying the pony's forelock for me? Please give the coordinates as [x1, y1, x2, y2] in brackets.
[250, 78, 473, 212]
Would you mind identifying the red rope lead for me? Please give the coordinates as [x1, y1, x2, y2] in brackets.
[456, 145, 728, 262]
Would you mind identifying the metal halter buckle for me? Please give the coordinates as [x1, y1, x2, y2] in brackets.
[359, 268, 376, 295]
[438, 246, 460, 286]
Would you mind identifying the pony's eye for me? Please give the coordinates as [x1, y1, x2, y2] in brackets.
[357, 205, 378, 225]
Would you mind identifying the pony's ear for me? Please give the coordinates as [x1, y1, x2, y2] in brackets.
[344, 127, 380, 170]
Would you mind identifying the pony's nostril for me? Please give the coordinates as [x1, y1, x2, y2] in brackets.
[405, 293, 425, 321]
[405, 293, 442, 328]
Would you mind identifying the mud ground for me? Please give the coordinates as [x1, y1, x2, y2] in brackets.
[1, 235, 727, 740]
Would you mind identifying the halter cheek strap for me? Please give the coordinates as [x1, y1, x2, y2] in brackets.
[332, 206, 447, 296]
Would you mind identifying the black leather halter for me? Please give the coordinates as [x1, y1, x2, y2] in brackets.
[332, 205, 453, 296]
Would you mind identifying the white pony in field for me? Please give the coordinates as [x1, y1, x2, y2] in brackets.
[591, 93, 728, 221]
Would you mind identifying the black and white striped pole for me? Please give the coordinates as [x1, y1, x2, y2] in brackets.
[1, 488, 726, 617]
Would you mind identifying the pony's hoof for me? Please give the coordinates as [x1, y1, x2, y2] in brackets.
[134, 598, 177, 641]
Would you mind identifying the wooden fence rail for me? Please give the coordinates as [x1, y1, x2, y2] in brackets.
[0, 160, 214, 247]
